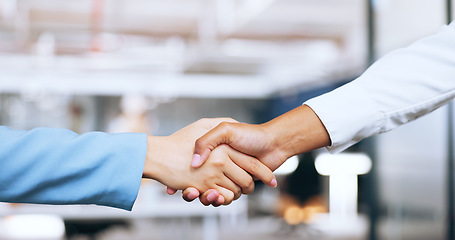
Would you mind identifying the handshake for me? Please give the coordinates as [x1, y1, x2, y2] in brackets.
[142, 105, 331, 207]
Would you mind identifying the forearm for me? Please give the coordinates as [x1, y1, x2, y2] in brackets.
[0, 127, 146, 210]
[264, 105, 331, 159]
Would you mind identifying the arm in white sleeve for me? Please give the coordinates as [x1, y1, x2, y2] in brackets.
[305, 22, 455, 153]
[0, 127, 147, 210]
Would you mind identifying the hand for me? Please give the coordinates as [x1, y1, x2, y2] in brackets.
[183, 105, 331, 204]
[192, 122, 285, 171]
[175, 122, 284, 206]
[142, 118, 276, 205]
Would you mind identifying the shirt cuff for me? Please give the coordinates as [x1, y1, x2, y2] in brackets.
[99, 132, 147, 210]
[304, 81, 382, 153]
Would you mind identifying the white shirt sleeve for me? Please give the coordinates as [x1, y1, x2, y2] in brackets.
[305, 22, 455, 153]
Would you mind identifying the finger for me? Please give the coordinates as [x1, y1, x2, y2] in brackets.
[199, 186, 236, 206]
[212, 195, 225, 207]
[227, 147, 278, 188]
[214, 174, 242, 200]
[215, 187, 236, 205]
[182, 187, 200, 202]
[219, 147, 257, 195]
[192, 122, 237, 168]
[199, 189, 220, 206]
[189, 118, 239, 168]
[166, 187, 177, 195]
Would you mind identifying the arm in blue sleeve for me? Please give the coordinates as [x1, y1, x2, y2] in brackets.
[0, 126, 147, 210]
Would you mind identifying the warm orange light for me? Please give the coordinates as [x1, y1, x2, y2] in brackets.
[282, 198, 327, 225]
[301, 206, 326, 224]
[283, 206, 302, 225]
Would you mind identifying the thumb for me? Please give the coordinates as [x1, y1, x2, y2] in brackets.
[192, 122, 236, 168]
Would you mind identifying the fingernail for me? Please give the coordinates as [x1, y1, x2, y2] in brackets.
[270, 178, 277, 188]
[207, 191, 218, 202]
[217, 195, 224, 204]
[191, 154, 202, 167]
[188, 190, 199, 200]
[215, 195, 224, 206]
[166, 188, 176, 195]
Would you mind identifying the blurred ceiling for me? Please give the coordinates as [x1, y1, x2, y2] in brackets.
[0, 0, 367, 98]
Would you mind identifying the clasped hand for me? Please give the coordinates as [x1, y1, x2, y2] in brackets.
[164, 105, 331, 206]
[145, 105, 330, 206]
[142, 118, 278, 206]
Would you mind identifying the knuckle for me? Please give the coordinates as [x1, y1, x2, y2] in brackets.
[194, 138, 205, 149]
[220, 117, 236, 123]
[246, 181, 255, 194]
[235, 187, 242, 198]
[218, 122, 232, 132]
[222, 191, 234, 205]
[248, 159, 261, 175]
[240, 178, 254, 193]
[234, 190, 242, 200]
[244, 181, 255, 195]
[223, 197, 233, 205]
[209, 157, 226, 168]
[215, 144, 229, 152]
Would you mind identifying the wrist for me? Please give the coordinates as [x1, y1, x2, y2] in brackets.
[143, 135, 166, 181]
[265, 105, 331, 158]
[263, 117, 298, 160]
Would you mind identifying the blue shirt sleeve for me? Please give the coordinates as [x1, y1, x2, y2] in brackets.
[0, 126, 147, 210]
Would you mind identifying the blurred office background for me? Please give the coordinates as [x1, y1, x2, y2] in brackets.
[0, 0, 453, 239]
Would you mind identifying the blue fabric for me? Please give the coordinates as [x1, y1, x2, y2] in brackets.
[0, 126, 147, 210]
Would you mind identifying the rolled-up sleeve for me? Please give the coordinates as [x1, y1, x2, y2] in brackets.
[0, 127, 147, 210]
[305, 22, 455, 153]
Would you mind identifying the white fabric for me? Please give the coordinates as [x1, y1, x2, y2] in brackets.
[305, 22, 455, 153]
